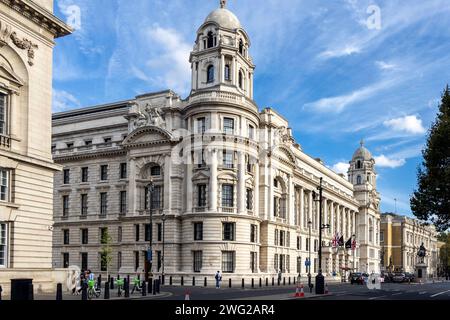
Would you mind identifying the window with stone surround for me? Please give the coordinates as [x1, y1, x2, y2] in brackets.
[81, 228, 88, 245]
[250, 224, 257, 243]
[63, 229, 70, 245]
[0, 169, 10, 202]
[100, 165, 108, 181]
[100, 193, 108, 216]
[120, 163, 127, 179]
[221, 184, 234, 208]
[119, 191, 127, 215]
[63, 253, 69, 269]
[63, 169, 70, 184]
[81, 167, 89, 183]
[81, 194, 88, 216]
[1, 223, 8, 267]
[223, 118, 234, 135]
[222, 222, 235, 241]
[225, 65, 231, 81]
[222, 251, 235, 273]
[250, 252, 257, 273]
[207, 65, 214, 83]
[0, 93, 7, 135]
[197, 184, 207, 208]
[193, 251, 202, 273]
[62, 195, 69, 217]
[194, 222, 203, 241]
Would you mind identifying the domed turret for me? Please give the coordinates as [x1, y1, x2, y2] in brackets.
[205, 6, 241, 30]
[352, 140, 373, 161]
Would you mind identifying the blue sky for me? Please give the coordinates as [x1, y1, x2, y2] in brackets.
[52, 0, 450, 216]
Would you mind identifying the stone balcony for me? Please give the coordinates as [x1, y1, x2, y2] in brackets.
[187, 90, 258, 111]
[0, 134, 11, 149]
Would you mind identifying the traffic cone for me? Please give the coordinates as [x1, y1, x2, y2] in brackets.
[294, 284, 305, 298]
[185, 290, 191, 300]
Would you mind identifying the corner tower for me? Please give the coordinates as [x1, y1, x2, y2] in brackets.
[190, 0, 255, 99]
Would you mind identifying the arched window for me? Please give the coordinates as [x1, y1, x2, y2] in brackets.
[238, 71, 243, 89]
[207, 65, 214, 83]
[356, 160, 362, 169]
[356, 175, 362, 185]
[224, 65, 230, 81]
[239, 39, 244, 55]
[207, 31, 214, 48]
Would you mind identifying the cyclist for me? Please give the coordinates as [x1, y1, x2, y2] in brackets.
[131, 276, 142, 294]
[86, 270, 101, 299]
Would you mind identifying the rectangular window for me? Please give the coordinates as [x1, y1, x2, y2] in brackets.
[151, 166, 161, 176]
[145, 224, 152, 242]
[314, 239, 318, 252]
[63, 169, 70, 184]
[120, 163, 127, 179]
[297, 257, 302, 274]
[81, 253, 88, 271]
[274, 254, 279, 271]
[250, 224, 257, 243]
[62, 196, 69, 217]
[223, 151, 234, 169]
[246, 189, 253, 211]
[81, 194, 88, 216]
[118, 252, 122, 270]
[248, 125, 255, 139]
[100, 193, 108, 216]
[119, 191, 127, 215]
[0, 93, 7, 135]
[194, 222, 203, 241]
[250, 252, 257, 273]
[134, 251, 139, 271]
[223, 118, 234, 135]
[221, 184, 234, 208]
[63, 230, 70, 245]
[275, 230, 279, 246]
[197, 117, 206, 134]
[223, 223, 235, 241]
[81, 167, 89, 183]
[63, 253, 69, 268]
[0, 223, 7, 267]
[297, 237, 302, 250]
[100, 165, 108, 181]
[135, 224, 140, 242]
[100, 252, 107, 272]
[81, 229, 88, 245]
[157, 223, 162, 242]
[197, 184, 207, 207]
[193, 251, 203, 272]
[118, 227, 122, 243]
[222, 251, 235, 273]
[151, 186, 162, 209]
[287, 231, 290, 248]
[280, 231, 285, 247]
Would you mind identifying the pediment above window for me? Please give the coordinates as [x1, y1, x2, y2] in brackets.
[0, 63, 24, 93]
[122, 126, 179, 147]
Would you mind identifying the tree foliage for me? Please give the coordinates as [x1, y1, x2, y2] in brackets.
[100, 228, 113, 278]
[411, 85, 450, 232]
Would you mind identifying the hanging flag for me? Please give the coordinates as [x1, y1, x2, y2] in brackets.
[352, 238, 357, 251]
[345, 237, 352, 249]
[332, 233, 339, 248]
[338, 235, 345, 247]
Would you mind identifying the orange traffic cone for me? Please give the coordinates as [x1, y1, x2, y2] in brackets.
[294, 284, 305, 298]
[185, 290, 191, 300]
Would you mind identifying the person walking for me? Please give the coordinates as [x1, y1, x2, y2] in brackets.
[215, 271, 222, 289]
[278, 269, 282, 284]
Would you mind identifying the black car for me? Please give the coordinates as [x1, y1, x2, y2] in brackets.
[404, 272, 415, 282]
[350, 272, 364, 285]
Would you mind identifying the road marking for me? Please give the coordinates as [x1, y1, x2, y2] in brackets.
[430, 290, 450, 298]
[419, 291, 427, 295]
[369, 295, 387, 300]
[391, 293, 403, 296]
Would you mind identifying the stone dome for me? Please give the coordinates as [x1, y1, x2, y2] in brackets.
[205, 8, 242, 30]
[352, 140, 373, 161]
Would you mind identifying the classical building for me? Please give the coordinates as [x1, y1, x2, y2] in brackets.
[0, 0, 71, 292]
[52, 1, 381, 281]
[380, 213, 439, 276]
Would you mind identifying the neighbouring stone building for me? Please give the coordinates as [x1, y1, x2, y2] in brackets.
[380, 213, 439, 276]
[52, 1, 381, 282]
[0, 0, 71, 293]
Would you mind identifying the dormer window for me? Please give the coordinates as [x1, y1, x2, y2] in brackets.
[225, 65, 231, 81]
[207, 31, 214, 48]
[239, 39, 244, 55]
[207, 65, 214, 83]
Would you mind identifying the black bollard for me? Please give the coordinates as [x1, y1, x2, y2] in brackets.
[81, 282, 88, 301]
[98, 275, 102, 290]
[266, 278, 269, 287]
[170, 276, 173, 286]
[162, 275, 165, 286]
[242, 278, 245, 288]
[251, 279, 254, 288]
[156, 279, 161, 294]
[141, 281, 147, 297]
[124, 278, 130, 298]
[193, 277, 196, 287]
[278, 278, 280, 286]
[283, 277, 286, 286]
[152, 280, 156, 295]
[104, 282, 110, 300]
[148, 278, 153, 294]
[56, 283, 63, 301]
[181, 276, 184, 286]
[229, 279, 232, 288]
[0, 285, 2, 300]
[110, 277, 114, 290]
[204, 277, 207, 287]
[259, 278, 262, 288]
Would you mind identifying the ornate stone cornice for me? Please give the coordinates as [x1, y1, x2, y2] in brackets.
[1, 0, 72, 38]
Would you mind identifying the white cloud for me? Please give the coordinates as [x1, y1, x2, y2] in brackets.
[318, 45, 361, 59]
[383, 115, 426, 135]
[52, 89, 81, 112]
[376, 61, 397, 70]
[331, 162, 350, 177]
[374, 155, 406, 168]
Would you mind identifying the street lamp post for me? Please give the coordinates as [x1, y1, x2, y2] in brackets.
[162, 213, 166, 285]
[308, 220, 312, 290]
[145, 180, 154, 283]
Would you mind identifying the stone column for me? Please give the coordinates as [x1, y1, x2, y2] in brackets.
[220, 54, 225, 83]
[299, 187, 304, 229]
[129, 158, 137, 214]
[336, 205, 341, 236]
[164, 155, 172, 214]
[323, 198, 328, 235]
[330, 201, 335, 236]
[308, 191, 313, 228]
[288, 176, 295, 225]
[232, 57, 237, 86]
[254, 158, 260, 217]
[186, 155, 193, 213]
[269, 167, 274, 221]
[210, 149, 218, 212]
[238, 151, 246, 214]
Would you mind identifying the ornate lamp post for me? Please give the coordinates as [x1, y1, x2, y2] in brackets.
[145, 179, 154, 282]
[308, 220, 312, 290]
[161, 212, 166, 285]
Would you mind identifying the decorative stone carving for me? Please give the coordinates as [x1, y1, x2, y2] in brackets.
[10, 32, 38, 66]
[0, 20, 12, 45]
[130, 102, 166, 131]
[273, 126, 294, 146]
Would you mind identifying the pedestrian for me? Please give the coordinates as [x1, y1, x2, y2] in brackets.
[278, 269, 282, 283]
[215, 271, 222, 289]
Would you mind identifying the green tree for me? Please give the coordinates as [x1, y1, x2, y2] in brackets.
[411, 85, 450, 232]
[438, 232, 450, 276]
[100, 228, 113, 279]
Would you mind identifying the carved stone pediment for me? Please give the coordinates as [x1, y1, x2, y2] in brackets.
[0, 63, 24, 93]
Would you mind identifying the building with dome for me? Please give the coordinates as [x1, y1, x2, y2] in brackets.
[51, 1, 381, 282]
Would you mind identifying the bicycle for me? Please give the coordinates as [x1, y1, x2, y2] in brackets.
[87, 280, 101, 300]
[131, 277, 142, 294]
[115, 278, 124, 297]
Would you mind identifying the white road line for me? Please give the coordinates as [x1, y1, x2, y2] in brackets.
[369, 295, 387, 300]
[419, 291, 427, 295]
[391, 293, 402, 296]
[430, 290, 450, 298]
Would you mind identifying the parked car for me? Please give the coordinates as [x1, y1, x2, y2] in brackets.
[362, 273, 369, 284]
[392, 273, 406, 283]
[404, 272, 415, 282]
[350, 272, 364, 285]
